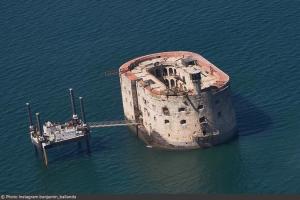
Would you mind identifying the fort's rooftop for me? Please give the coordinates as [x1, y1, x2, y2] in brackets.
[120, 51, 229, 96]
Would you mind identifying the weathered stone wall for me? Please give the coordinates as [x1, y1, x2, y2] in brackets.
[135, 82, 200, 147]
[119, 50, 237, 149]
[121, 72, 237, 149]
[189, 85, 237, 146]
[120, 76, 136, 121]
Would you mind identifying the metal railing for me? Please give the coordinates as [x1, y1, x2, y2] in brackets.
[88, 120, 140, 128]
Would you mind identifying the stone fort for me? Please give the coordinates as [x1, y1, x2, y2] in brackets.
[119, 51, 237, 149]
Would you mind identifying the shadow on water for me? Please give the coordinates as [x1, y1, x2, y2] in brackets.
[233, 93, 272, 136]
[40, 136, 109, 164]
[33, 127, 128, 165]
[32, 93, 272, 165]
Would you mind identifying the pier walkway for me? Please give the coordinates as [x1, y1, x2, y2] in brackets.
[89, 120, 140, 128]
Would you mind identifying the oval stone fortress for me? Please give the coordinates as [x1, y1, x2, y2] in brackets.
[119, 51, 237, 149]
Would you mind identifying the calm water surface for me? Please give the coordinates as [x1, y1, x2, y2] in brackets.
[0, 0, 299, 194]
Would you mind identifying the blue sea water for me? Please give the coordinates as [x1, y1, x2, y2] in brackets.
[0, 0, 299, 194]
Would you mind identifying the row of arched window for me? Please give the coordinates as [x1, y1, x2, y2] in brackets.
[164, 78, 187, 90]
[164, 68, 177, 76]
[155, 67, 177, 77]
[165, 79, 176, 88]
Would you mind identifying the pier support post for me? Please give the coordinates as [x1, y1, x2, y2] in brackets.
[69, 88, 78, 119]
[79, 97, 86, 125]
[85, 135, 91, 153]
[42, 145, 48, 167]
[35, 113, 43, 136]
[136, 125, 139, 137]
[26, 103, 34, 131]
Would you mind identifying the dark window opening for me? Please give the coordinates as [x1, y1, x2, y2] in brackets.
[191, 73, 201, 80]
[163, 68, 167, 76]
[178, 107, 186, 112]
[165, 79, 169, 87]
[169, 68, 173, 76]
[198, 105, 204, 110]
[199, 117, 206, 123]
[170, 79, 175, 87]
[168, 133, 170, 137]
[165, 120, 169, 124]
[180, 120, 186, 125]
[174, 69, 177, 75]
[182, 76, 186, 83]
[218, 111, 222, 117]
[162, 107, 170, 115]
[203, 130, 207, 136]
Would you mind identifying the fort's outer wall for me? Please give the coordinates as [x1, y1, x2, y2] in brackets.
[120, 71, 237, 149]
[135, 81, 200, 148]
[190, 85, 238, 146]
[120, 76, 136, 121]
